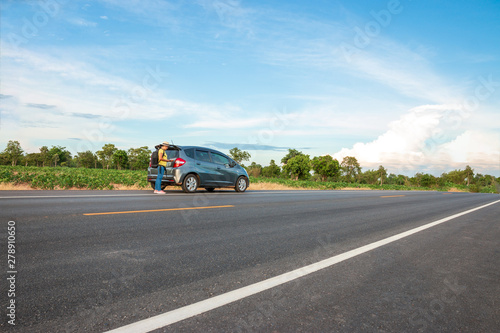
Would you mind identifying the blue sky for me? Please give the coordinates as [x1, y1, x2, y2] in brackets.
[1, 0, 499, 176]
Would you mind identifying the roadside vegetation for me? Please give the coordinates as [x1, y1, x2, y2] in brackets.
[249, 176, 497, 193]
[0, 166, 149, 190]
[0, 141, 498, 193]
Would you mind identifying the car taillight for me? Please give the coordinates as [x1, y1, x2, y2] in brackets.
[173, 158, 186, 168]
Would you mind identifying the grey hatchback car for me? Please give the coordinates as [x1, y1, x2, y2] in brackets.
[147, 145, 250, 193]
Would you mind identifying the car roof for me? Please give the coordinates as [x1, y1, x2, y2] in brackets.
[171, 145, 231, 156]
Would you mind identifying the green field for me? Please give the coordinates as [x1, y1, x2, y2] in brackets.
[248, 176, 498, 193]
[0, 166, 149, 190]
[0, 166, 497, 193]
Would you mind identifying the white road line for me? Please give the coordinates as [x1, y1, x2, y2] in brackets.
[104, 199, 500, 333]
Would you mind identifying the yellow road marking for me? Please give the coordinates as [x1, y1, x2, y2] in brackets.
[380, 195, 406, 198]
[84, 205, 234, 216]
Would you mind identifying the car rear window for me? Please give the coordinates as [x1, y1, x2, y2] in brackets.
[184, 148, 195, 159]
[166, 149, 179, 159]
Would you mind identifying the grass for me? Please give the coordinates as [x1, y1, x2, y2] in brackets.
[248, 176, 499, 194]
[0, 166, 497, 193]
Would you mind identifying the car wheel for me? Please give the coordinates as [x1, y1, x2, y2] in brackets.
[182, 174, 198, 193]
[235, 176, 248, 192]
[205, 187, 215, 192]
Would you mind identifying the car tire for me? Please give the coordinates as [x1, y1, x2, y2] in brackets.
[182, 174, 198, 193]
[205, 187, 215, 192]
[235, 176, 248, 192]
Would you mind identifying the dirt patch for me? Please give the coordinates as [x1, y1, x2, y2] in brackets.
[109, 184, 150, 191]
[446, 187, 466, 193]
[0, 183, 36, 191]
[340, 187, 372, 191]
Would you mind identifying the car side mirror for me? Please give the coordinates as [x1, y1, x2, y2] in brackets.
[229, 161, 236, 168]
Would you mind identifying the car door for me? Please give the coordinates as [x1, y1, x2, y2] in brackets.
[209, 151, 237, 186]
[194, 149, 217, 186]
[164, 148, 179, 178]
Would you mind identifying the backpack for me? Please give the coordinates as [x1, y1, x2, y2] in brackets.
[150, 149, 159, 168]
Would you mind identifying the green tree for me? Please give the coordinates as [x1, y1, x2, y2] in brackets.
[413, 173, 437, 188]
[23, 153, 40, 166]
[360, 169, 378, 184]
[377, 165, 387, 185]
[283, 154, 310, 180]
[96, 144, 117, 169]
[386, 173, 407, 186]
[52, 154, 60, 167]
[474, 173, 494, 187]
[311, 155, 340, 181]
[3, 140, 24, 166]
[229, 147, 251, 166]
[442, 170, 466, 185]
[340, 156, 361, 183]
[464, 165, 474, 186]
[281, 149, 303, 165]
[247, 162, 262, 177]
[128, 146, 150, 170]
[112, 150, 129, 170]
[261, 159, 281, 178]
[0, 152, 8, 165]
[39, 146, 50, 167]
[76, 151, 97, 168]
[48, 146, 71, 167]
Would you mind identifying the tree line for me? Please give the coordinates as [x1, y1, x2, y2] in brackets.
[230, 147, 499, 191]
[0, 140, 150, 170]
[1, 141, 498, 190]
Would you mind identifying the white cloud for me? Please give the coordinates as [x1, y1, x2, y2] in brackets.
[0, 44, 220, 120]
[332, 104, 500, 176]
[251, 9, 455, 105]
[437, 131, 500, 169]
[0, 43, 248, 151]
[1, 45, 131, 91]
[330, 36, 459, 104]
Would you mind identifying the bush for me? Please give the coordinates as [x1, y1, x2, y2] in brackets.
[468, 184, 480, 193]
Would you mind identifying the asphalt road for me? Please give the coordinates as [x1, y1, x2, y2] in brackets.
[1, 189, 499, 332]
